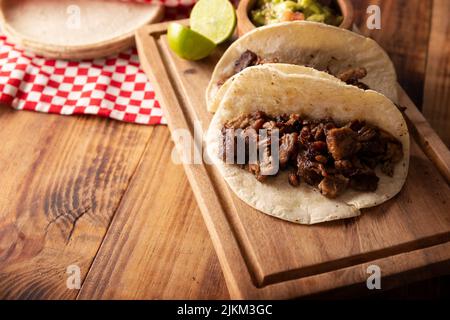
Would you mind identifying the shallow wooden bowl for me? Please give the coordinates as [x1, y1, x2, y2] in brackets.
[237, 0, 354, 36]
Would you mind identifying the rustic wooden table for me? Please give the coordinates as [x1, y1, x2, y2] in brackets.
[0, 0, 449, 299]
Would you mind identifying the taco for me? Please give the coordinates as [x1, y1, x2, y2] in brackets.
[206, 21, 398, 112]
[209, 63, 343, 115]
[206, 66, 409, 224]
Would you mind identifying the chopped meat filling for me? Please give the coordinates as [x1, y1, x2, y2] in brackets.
[221, 50, 371, 91]
[288, 171, 300, 187]
[319, 175, 350, 198]
[336, 67, 369, 90]
[220, 111, 403, 199]
[233, 50, 259, 74]
[326, 127, 361, 160]
[279, 133, 298, 167]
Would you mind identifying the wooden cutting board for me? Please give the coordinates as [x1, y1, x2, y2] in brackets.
[135, 20, 450, 299]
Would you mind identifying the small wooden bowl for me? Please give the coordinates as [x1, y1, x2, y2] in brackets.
[237, 0, 354, 36]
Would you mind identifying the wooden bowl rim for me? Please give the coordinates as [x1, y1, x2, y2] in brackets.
[237, 0, 354, 36]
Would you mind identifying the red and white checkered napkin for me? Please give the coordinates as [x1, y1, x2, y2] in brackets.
[0, 0, 197, 125]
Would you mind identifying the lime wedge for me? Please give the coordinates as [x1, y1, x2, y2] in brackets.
[167, 23, 216, 61]
[190, 0, 236, 44]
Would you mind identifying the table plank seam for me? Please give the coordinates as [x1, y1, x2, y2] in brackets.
[75, 126, 157, 299]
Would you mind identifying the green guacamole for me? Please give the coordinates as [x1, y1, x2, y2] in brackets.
[251, 0, 343, 27]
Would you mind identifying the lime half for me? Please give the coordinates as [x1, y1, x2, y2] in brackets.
[190, 0, 236, 44]
[167, 23, 216, 61]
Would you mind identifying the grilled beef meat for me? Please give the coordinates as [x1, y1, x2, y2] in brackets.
[326, 127, 361, 160]
[223, 50, 371, 90]
[318, 175, 350, 198]
[220, 111, 403, 199]
[336, 67, 370, 90]
[233, 50, 259, 74]
[279, 133, 298, 167]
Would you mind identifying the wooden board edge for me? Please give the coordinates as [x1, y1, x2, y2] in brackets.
[141, 19, 190, 37]
[252, 241, 450, 299]
[399, 85, 450, 184]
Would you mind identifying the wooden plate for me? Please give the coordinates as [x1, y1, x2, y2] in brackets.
[136, 20, 450, 299]
[0, 0, 164, 60]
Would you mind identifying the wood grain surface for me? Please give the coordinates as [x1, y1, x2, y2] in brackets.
[0, 108, 153, 299]
[78, 126, 229, 299]
[422, 0, 450, 147]
[353, 0, 433, 108]
[0, 0, 449, 299]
